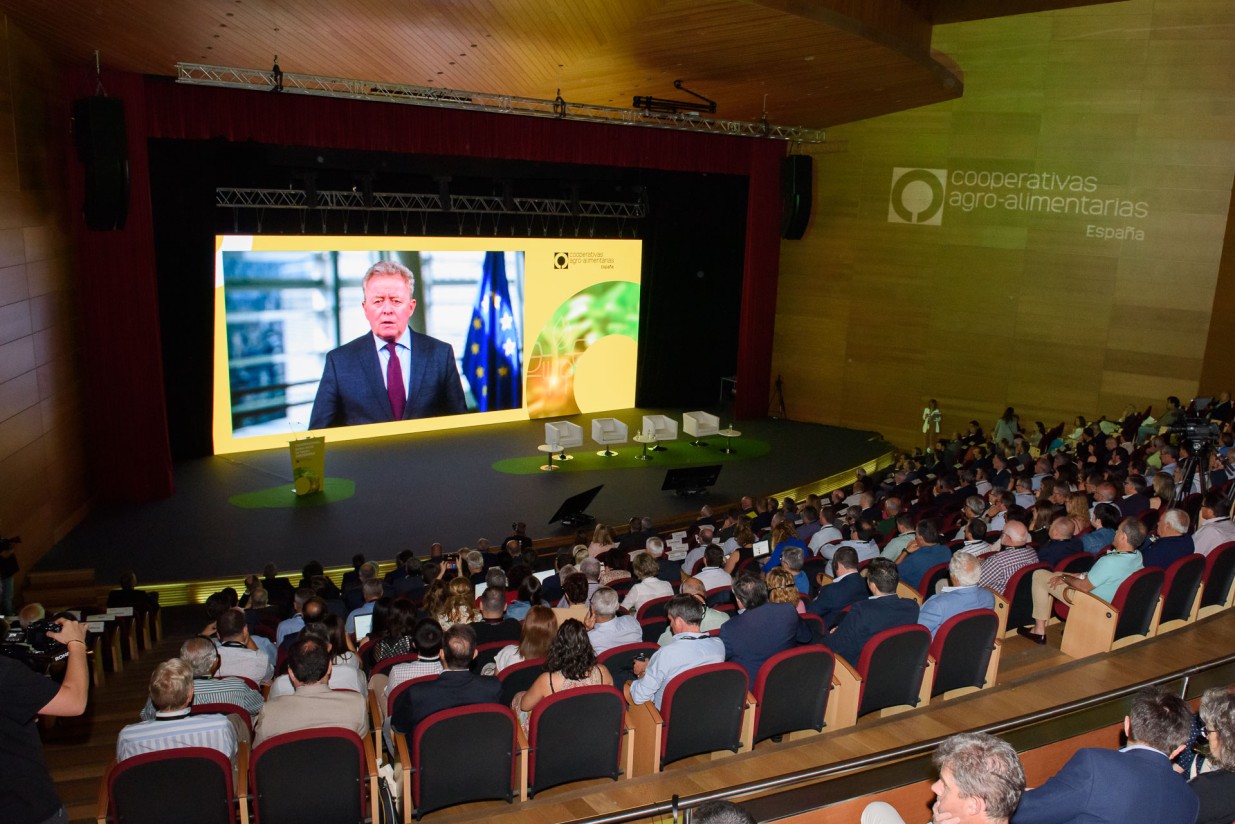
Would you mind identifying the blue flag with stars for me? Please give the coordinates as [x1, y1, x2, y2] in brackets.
[463, 252, 521, 411]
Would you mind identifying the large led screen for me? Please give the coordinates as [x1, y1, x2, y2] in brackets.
[212, 236, 642, 454]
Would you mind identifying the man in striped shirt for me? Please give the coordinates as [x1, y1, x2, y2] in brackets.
[139, 637, 264, 723]
[117, 658, 236, 763]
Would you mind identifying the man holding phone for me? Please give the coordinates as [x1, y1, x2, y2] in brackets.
[625, 595, 724, 710]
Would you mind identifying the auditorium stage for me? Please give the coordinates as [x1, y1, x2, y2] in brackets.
[36, 410, 892, 586]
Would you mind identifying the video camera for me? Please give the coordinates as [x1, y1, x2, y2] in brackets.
[0, 618, 70, 671]
[1168, 417, 1221, 453]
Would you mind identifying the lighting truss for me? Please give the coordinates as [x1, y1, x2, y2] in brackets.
[177, 63, 826, 144]
[216, 188, 647, 220]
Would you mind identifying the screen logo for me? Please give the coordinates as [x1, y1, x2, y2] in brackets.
[889, 168, 946, 225]
[554, 252, 570, 269]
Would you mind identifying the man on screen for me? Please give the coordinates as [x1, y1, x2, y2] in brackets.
[309, 260, 468, 428]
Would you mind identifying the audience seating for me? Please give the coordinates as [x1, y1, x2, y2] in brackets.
[1154, 554, 1206, 634]
[191, 702, 256, 738]
[896, 562, 949, 604]
[472, 640, 517, 674]
[395, 705, 520, 819]
[370, 652, 420, 679]
[750, 646, 835, 745]
[682, 411, 720, 446]
[1003, 563, 1051, 638]
[97, 746, 249, 824]
[497, 657, 545, 706]
[831, 624, 931, 725]
[1053, 553, 1097, 574]
[369, 674, 438, 760]
[249, 728, 377, 824]
[928, 609, 1001, 699]
[1198, 541, 1235, 619]
[522, 685, 631, 799]
[635, 596, 672, 621]
[1059, 567, 1165, 659]
[627, 662, 753, 774]
[800, 612, 826, 643]
[598, 642, 660, 676]
[639, 616, 668, 643]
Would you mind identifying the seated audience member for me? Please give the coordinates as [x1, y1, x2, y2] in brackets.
[495, 606, 557, 673]
[118, 658, 236, 763]
[383, 550, 414, 587]
[780, 545, 810, 595]
[821, 557, 919, 667]
[577, 557, 603, 604]
[1012, 686, 1197, 824]
[340, 553, 366, 592]
[761, 517, 808, 574]
[832, 518, 882, 565]
[1018, 517, 1146, 645]
[953, 496, 989, 542]
[374, 598, 420, 664]
[346, 579, 384, 639]
[269, 616, 366, 698]
[720, 573, 811, 686]
[959, 517, 995, 559]
[514, 618, 613, 732]
[142, 636, 264, 721]
[436, 576, 478, 629]
[693, 800, 757, 824]
[254, 636, 368, 746]
[805, 546, 867, 629]
[1035, 517, 1082, 568]
[17, 602, 45, 627]
[978, 522, 1040, 595]
[386, 619, 445, 693]
[1081, 503, 1121, 554]
[766, 567, 806, 614]
[621, 553, 674, 613]
[1193, 489, 1235, 557]
[879, 513, 918, 562]
[507, 573, 544, 621]
[243, 587, 279, 635]
[1028, 500, 1055, 547]
[585, 586, 642, 655]
[896, 519, 952, 591]
[260, 562, 295, 616]
[657, 577, 729, 644]
[275, 587, 314, 646]
[1190, 687, 1235, 824]
[472, 586, 521, 646]
[107, 571, 157, 613]
[392, 557, 427, 600]
[863, 732, 1025, 824]
[298, 560, 340, 600]
[539, 549, 574, 604]
[215, 607, 274, 684]
[503, 521, 534, 553]
[694, 545, 734, 593]
[1142, 509, 1196, 570]
[1117, 475, 1151, 518]
[643, 535, 682, 585]
[918, 552, 995, 638]
[681, 523, 717, 574]
[391, 624, 502, 736]
[628, 594, 726, 710]
[463, 550, 487, 586]
[552, 572, 593, 625]
[808, 505, 846, 556]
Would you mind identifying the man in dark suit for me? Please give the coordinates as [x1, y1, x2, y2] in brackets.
[390, 623, 502, 736]
[1012, 686, 1198, 824]
[309, 259, 467, 429]
[821, 557, 919, 667]
[1141, 509, 1196, 570]
[805, 546, 867, 629]
[719, 573, 811, 686]
[1035, 517, 1084, 568]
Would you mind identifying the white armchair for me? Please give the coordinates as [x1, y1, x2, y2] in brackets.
[591, 417, 629, 457]
[642, 414, 678, 452]
[545, 421, 584, 460]
[683, 411, 720, 446]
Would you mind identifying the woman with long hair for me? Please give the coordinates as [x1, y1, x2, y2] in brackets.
[766, 567, 805, 614]
[374, 597, 419, 664]
[1066, 492, 1092, 536]
[1150, 473, 1176, 511]
[437, 575, 478, 629]
[494, 605, 557, 673]
[587, 523, 619, 559]
[507, 573, 544, 622]
[514, 619, 612, 733]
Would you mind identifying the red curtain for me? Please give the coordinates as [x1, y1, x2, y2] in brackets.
[63, 73, 783, 500]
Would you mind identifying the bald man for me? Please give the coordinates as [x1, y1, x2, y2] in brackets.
[977, 522, 1040, 596]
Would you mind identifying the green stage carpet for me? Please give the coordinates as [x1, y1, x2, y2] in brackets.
[228, 477, 356, 509]
[493, 437, 769, 475]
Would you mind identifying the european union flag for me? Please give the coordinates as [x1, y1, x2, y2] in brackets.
[463, 252, 522, 411]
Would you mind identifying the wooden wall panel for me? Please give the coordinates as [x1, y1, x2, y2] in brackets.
[0, 16, 89, 594]
[772, 0, 1235, 448]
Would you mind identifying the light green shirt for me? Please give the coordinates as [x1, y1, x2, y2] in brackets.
[1088, 550, 1143, 603]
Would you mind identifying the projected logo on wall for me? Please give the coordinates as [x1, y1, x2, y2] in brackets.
[888, 168, 947, 225]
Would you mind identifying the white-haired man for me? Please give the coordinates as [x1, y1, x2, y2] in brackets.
[917, 552, 996, 637]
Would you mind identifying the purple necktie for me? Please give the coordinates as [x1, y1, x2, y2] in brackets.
[385, 342, 406, 420]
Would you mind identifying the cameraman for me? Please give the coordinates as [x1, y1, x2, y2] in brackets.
[1, 617, 90, 824]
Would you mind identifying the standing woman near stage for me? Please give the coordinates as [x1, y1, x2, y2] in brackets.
[922, 399, 942, 454]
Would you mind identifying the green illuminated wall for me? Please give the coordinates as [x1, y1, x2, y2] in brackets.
[773, 0, 1235, 448]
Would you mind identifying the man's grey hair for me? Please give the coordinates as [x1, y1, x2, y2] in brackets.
[645, 536, 666, 557]
[362, 579, 384, 600]
[363, 259, 414, 295]
[579, 557, 601, 581]
[591, 587, 619, 618]
[358, 562, 379, 582]
[485, 567, 507, 589]
[949, 551, 982, 588]
[641, 516, 654, 531]
[465, 550, 485, 572]
[965, 495, 987, 516]
[1161, 508, 1190, 534]
[180, 636, 219, 677]
[932, 732, 1025, 821]
[781, 545, 805, 572]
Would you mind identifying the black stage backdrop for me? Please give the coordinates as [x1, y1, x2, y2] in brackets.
[147, 139, 747, 459]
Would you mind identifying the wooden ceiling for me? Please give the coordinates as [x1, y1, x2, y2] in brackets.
[0, 0, 1122, 129]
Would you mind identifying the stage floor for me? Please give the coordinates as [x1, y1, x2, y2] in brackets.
[37, 410, 890, 584]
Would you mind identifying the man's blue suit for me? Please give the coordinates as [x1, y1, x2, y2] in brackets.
[1012, 746, 1199, 824]
[309, 332, 467, 429]
[917, 585, 995, 637]
[805, 572, 869, 629]
[719, 602, 811, 686]
[821, 595, 919, 666]
[1141, 535, 1195, 570]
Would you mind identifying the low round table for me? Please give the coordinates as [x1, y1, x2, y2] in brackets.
[718, 428, 742, 454]
[538, 443, 560, 471]
[633, 433, 658, 461]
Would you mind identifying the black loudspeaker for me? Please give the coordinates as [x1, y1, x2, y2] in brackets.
[72, 97, 130, 231]
[780, 154, 813, 240]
